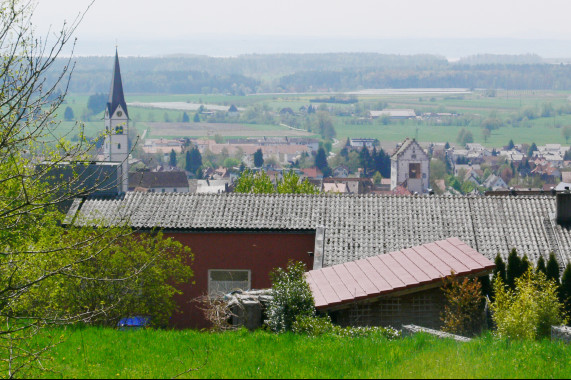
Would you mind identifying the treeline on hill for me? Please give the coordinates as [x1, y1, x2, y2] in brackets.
[48, 53, 571, 94]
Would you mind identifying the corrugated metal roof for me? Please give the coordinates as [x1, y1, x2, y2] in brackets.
[305, 238, 494, 310]
[68, 192, 571, 267]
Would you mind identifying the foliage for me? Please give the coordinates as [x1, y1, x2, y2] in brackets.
[291, 315, 400, 340]
[182, 112, 190, 122]
[193, 112, 200, 122]
[169, 149, 177, 167]
[276, 170, 319, 194]
[506, 248, 523, 289]
[490, 269, 566, 339]
[64, 106, 75, 121]
[233, 169, 275, 194]
[561, 263, 571, 318]
[456, 128, 474, 145]
[186, 146, 202, 173]
[265, 261, 315, 333]
[440, 275, 484, 336]
[314, 147, 329, 175]
[87, 93, 107, 115]
[546, 252, 561, 284]
[253, 148, 264, 168]
[536, 255, 547, 276]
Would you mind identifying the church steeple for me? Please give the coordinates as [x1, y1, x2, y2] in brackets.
[107, 48, 128, 119]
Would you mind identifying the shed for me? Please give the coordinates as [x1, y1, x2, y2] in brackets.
[305, 238, 494, 329]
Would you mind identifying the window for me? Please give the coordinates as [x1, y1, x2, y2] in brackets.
[409, 163, 421, 179]
[379, 298, 400, 317]
[412, 294, 432, 313]
[411, 154, 416, 159]
[117, 143, 121, 150]
[208, 270, 251, 297]
[162, 188, 165, 193]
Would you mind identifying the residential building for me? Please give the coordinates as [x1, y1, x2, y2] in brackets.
[129, 171, 189, 193]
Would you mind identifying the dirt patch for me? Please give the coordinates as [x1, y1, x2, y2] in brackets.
[147, 122, 315, 137]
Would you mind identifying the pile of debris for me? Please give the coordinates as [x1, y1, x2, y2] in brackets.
[225, 289, 273, 330]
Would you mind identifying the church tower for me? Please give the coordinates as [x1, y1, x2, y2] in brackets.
[103, 49, 129, 193]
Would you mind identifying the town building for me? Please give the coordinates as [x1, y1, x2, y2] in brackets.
[369, 109, 416, 119]
[390, 138, 430, 194]
[103, 49, 130, 193]
[129, 171, 189, 193]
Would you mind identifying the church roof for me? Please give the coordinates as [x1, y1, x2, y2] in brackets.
[66, 192, 571, 268]
[391, 138, 428, 160]
[107, 49, 129, 118]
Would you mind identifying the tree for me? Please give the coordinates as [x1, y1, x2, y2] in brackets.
[87, 93, 107, 115]
[253, 148, 264, 168]
[561, 263, 571, 317]
[182, 112, 190, 122]
[507, 139, 515, 150]
[536, 255, 547, 276]
[234, 169, 319, 194]
[169, 149, 177, 167]
[491, 269, 566, 339]
[563, 126, 571, 144]
[506, 248, 523, 290]
[546, 252, 561, 284]
[0, 3, 193, 376]
[482, 127, 491, 143]
[315, 147, 329, 176]
[528, 142, 538, 158]
[193, 113, 200, 122]
[64, 106, 75, 121]
[276, 170, 319, 194]
[441, 275, 484, 336]
[186, 147, 202, 173]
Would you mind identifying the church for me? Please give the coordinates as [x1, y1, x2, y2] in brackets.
[390, 138, 430, 194]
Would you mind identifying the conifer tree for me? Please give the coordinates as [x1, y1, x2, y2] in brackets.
[506, 248, 522, 289]
[520, 255, 530, 277]
[546, 252, 561, 284]
[560, 263, 571, 316]
[490, 253, 507, 300]
[536, 255, 547, 275]
[169, 149, 177, 167]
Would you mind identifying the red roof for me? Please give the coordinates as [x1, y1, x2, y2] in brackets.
[305, 237, 494, 310]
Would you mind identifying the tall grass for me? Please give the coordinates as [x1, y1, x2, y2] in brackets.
[26, 328, 571, 379]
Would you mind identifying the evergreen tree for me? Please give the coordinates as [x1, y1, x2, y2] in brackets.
[359, 147, 372, 176]
[345, 137, 351, 147]
[182, 112, 190, 122]
[507, 139, 515, 150]
[315, 147, 329, 175]
[254, 148, 264, 168]
[187, 147, 202, 172]
[490, 253, 507, 300]
[444, 141, 450, 150]
[536, 255, 547, 275]
[169, 149, 177, 167]
[546, 252, 561, 284]
[193, 113, 200, 122]
[64, 106, 74, 121]
[185, 151, 191, 172]
[479, 274, 492, 299]
[520, 255, 530, 276]
[560, 263, 571, 316]
[527, 142, 537, 157]
[506, 248, 522, 289]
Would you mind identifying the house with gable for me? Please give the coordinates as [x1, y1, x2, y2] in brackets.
[390, 138, 430, 194]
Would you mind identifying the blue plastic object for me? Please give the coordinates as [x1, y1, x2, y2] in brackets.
[117, 316, 150, 330]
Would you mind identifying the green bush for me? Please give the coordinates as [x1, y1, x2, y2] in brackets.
[265, 261, 315, 333]
[490, 268, 566, 339]
[292, 315, 400, 340]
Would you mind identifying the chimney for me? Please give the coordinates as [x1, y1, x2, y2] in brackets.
[556, 188, 571, 225]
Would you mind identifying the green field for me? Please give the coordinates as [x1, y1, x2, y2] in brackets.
[20, 328, 571, 379]
[56, 90, 571, 147]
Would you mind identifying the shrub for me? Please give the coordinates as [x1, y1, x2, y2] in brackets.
[441, 274, 484, 336]
[490, 268, 566, 339]
[265, 261, 315, 333]
[292, 315, 400, 340]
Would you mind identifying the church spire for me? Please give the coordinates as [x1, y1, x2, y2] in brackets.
[107, 48, 128, 118]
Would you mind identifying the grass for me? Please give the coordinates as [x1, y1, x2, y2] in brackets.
[22, 328, 571, 379]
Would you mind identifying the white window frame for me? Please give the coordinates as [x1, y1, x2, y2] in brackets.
[208, 269, 251, 297]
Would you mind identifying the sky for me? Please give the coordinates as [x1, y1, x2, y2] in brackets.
[33, 0, 571, 57]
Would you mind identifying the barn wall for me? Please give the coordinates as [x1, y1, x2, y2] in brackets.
[161, 231, 316, 329]
[330, 287, 447, 329]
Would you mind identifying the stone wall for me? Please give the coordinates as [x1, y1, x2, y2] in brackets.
[551, 325, 571, 343]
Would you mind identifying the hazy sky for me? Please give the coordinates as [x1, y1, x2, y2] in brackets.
[33, 0, 571, 56]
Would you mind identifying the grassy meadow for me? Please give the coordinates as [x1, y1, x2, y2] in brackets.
[55, 90, 571, 147]
[23, 327, 571, 379]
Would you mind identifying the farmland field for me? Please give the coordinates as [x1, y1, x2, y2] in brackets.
[57, 90, 571, 146]
[22, 328, 571, 379]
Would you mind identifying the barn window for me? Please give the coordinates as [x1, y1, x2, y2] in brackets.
[379, 298, 400, 317]
[412, 293, 432, 313]
[208, 270, 251, 297]
[409, 163, 421, 179]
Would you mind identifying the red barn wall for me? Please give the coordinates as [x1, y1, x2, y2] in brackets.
[161, 230, 316, 329]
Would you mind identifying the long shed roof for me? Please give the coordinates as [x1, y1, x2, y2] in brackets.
[67, 192, 571, 267]
[306, 237, 494, 310]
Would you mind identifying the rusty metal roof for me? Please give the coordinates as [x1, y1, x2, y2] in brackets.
[305, 237, 494, 310]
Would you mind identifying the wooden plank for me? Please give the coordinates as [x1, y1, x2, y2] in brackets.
[412, 244, 453, 277]
[321, 266, 354, 302]
[403, 247, 442, 280]
[332, 264, 367, 299]
[307, 269, 342, 306]
[424, 242, 470, 275]
[379, 253, 418, 286]
[392, 249, 432, 283]
[366, 255, 406, 290]
[344, 261, 379, 296]
[354, 258, 392, 294]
